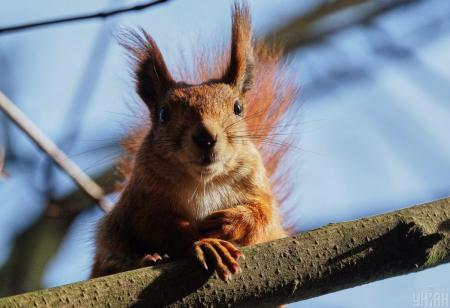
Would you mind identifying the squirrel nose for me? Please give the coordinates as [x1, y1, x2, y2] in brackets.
[192, 126, 217, 150]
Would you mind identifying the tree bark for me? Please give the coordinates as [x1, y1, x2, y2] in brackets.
[1, 197, 449, 307]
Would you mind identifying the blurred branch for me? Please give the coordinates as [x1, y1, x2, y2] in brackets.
[365, 24, 450, 101]
[42, 5, 119, 204]
[0, 6, 122, 296]
[265, 0, 420, 52]
[0, 214, 74, 296]
[0, 50, 16, 164]
[0, 147, 8, 178]
[1, 197, 449, 306]
[0, 165, 118, 296]
[289, 0, 450, 101]
[0, 0, 169, 35]
[0, 91, 111, 211]
[52, 167, 119, 216]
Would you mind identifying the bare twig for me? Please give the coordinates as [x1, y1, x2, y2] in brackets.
[0, 0, 169, 35]
[0, 91, 111, 212]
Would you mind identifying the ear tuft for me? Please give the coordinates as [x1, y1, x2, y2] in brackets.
[222, 2, 254, 93]
[119, 29, 175, 109]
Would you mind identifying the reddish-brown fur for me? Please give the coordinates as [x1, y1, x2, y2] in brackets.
[92, 2, 298, 281]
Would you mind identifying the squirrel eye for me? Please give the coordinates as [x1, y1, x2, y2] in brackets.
[233, 101, 243, 116]
[158, 106, 170, 123]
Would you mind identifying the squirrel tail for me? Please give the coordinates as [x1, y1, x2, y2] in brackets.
[248, 43, 300, 209]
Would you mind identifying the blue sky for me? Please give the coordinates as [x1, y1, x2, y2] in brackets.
[1, 1, 449, 307]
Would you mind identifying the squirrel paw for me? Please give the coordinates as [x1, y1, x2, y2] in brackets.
[193, 238, 243, 281]
[140, 253, 169, 267]
[198, 207, 249, 241]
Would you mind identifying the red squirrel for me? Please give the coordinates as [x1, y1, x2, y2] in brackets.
[91, 2, 298, 281]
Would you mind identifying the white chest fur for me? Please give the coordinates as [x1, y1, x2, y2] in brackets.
[182, 181, 243, 223]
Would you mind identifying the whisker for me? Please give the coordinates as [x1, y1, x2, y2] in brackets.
[223, 108, 269, 132]
[82, 152, 123, 173]
[229, 131, 304, 137]
[66, 144, 122, 159]
[228, 135, 306, 152]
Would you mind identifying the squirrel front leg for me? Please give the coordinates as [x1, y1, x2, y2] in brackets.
[198, 198, 284, 246]
[160, 216, 244, 281]
[142, 215, 244, 281]
[92, 210, 243, 281]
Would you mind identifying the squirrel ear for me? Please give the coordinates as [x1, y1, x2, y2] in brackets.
[121, 29, 175, 109]
[222, 2, 254, 94]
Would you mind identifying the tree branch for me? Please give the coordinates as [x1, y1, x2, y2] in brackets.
[0, 91, 111, 211]
[265, 0, 420, 52]
[1, 197, 448, 307]
[0, 146, 8, 178]
[0, 0, 169, 35]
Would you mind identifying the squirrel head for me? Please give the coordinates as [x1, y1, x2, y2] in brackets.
[124, 4, 258, 181]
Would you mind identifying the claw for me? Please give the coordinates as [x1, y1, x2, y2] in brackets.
[140, 252, 169, 267]
[193, 239, 242, 281]
[152, 253, 162, 261]
[224, 271, 232, 282]
[231, 263, 241, 274]
[143, 254, 157, 262]
[194, 244, 209, 271]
